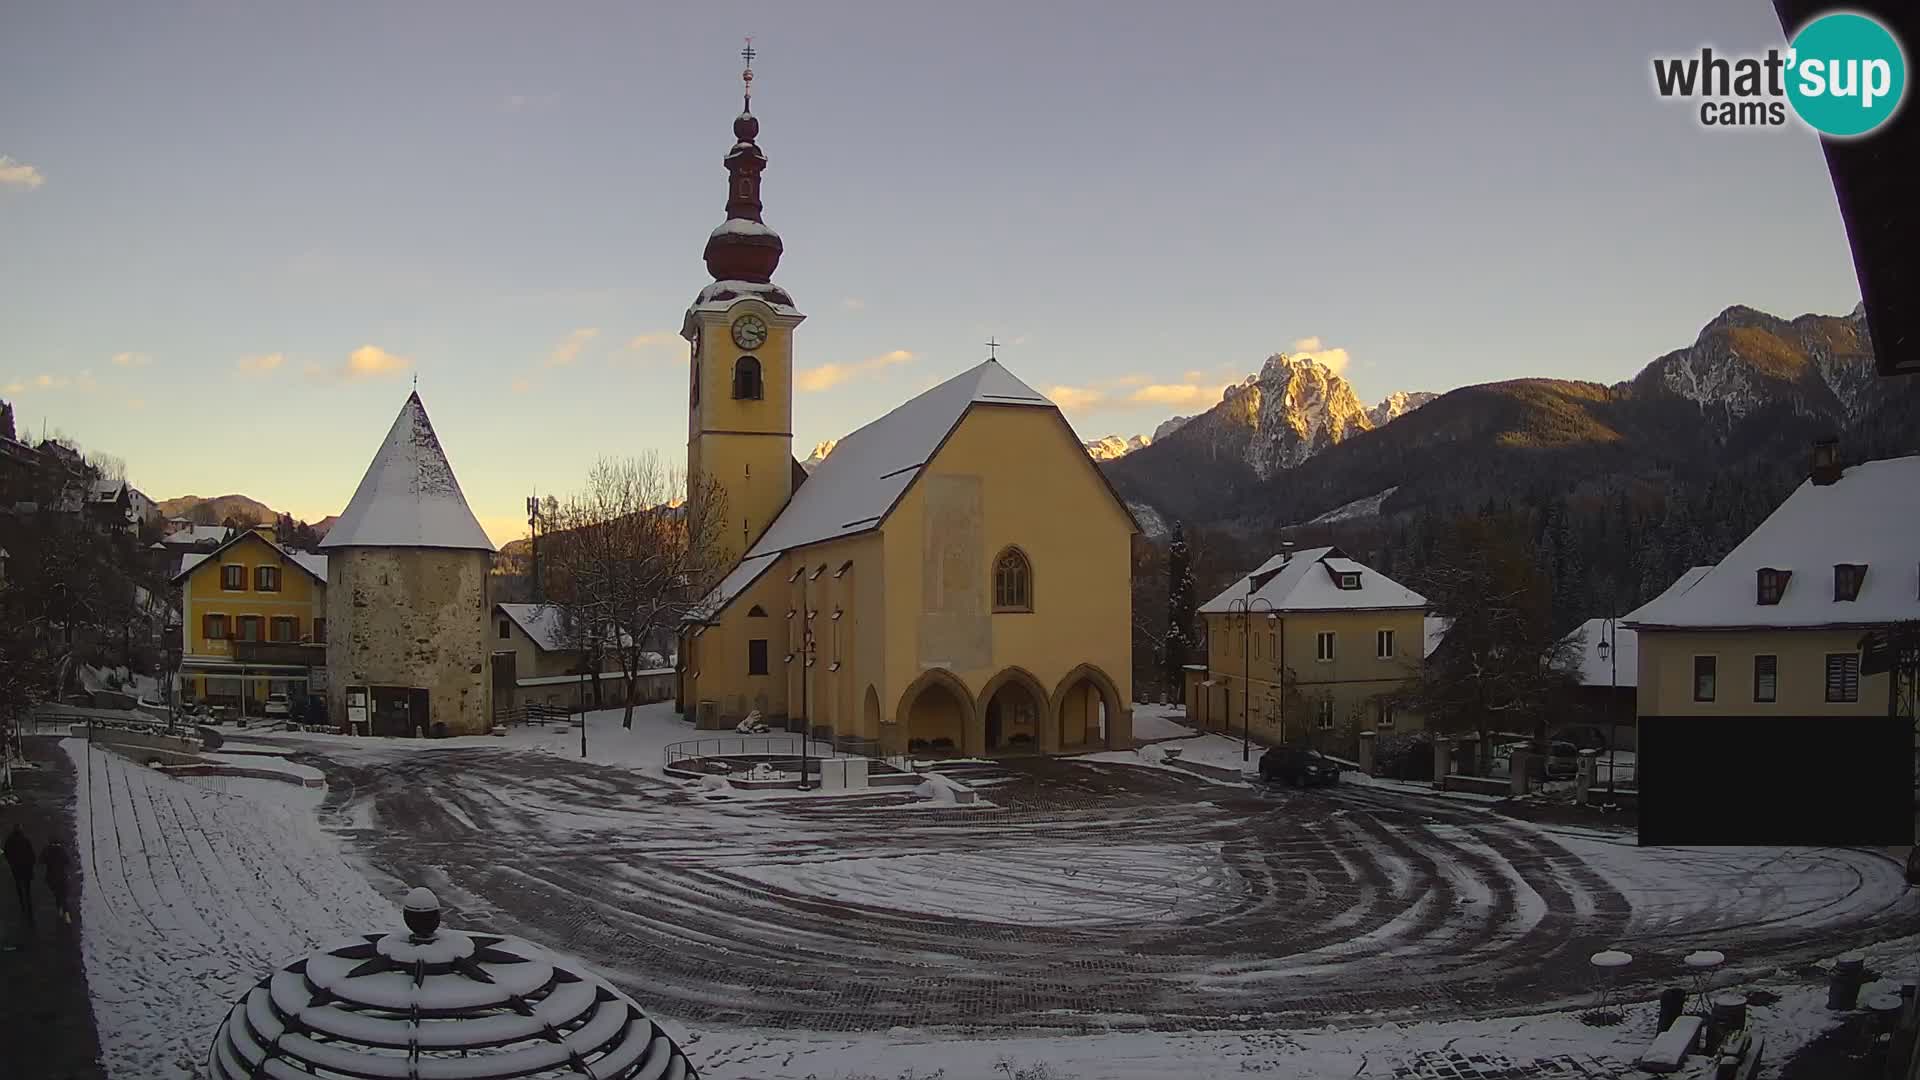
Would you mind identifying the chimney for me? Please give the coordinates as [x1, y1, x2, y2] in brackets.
[1810, 436, 1842, 486]
[1280, 540, 1296, 563]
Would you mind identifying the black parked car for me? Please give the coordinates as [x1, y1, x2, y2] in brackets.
[1259, 747, 1341, 787]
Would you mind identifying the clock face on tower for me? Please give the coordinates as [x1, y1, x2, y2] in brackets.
[731, 314, 769, 350]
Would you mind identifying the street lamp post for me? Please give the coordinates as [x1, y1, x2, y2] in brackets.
[1597, 616, 1619, 798]
[797, 570, 815, 791]
[1226, 594, 1277, 762]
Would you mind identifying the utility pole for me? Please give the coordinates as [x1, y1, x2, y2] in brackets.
[526, 495, 542, 603]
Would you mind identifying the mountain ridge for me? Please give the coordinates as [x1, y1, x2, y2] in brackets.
[1104, 303, 1886, 532]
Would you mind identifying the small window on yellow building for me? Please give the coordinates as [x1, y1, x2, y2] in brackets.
[993, 547, 1032, 612]
[221, 564, 246, 591]
[255, 565, 281, 592]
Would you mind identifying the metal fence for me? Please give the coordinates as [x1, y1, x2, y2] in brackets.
[663, 734, 848, 771]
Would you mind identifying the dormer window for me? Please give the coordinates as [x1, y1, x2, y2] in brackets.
[1338, 573, 1360, 590]
[1833, 563, 1867, 602]
[1756, 568, 1791, 605]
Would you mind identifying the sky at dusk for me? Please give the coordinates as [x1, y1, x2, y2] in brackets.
[0, 2, 1868, 546]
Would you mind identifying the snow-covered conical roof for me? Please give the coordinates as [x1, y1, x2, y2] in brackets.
[207, 889, 701, 1079]
[320, 392, 495, 552]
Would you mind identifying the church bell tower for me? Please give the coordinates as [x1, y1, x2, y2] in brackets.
[684, 39, 805, 558]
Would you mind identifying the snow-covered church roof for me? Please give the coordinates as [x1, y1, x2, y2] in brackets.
[321, 392, 495, 552]
[693, 359, 1079, 617]
[1199, 547, 1426, 614]
[1624, 454, 1920, 630]
[742, 359, 1052, 559]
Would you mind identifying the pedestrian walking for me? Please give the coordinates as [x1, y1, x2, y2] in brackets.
[40, 837, 71, 924]
[4, 824, 35, 928]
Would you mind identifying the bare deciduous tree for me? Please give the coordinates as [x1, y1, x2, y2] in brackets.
[538, 454, 731, 728]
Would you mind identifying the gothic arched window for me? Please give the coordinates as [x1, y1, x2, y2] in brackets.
[733, 356, 763, 400]
[993, 547, 1032, 612]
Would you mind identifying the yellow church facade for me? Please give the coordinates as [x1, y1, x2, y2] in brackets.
[675, 83, 1136, 756]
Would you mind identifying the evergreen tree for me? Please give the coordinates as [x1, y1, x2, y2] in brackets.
[1163, 520, 1197, 691]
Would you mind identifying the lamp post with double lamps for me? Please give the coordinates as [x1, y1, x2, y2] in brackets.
[1227, 594, 1278, 762]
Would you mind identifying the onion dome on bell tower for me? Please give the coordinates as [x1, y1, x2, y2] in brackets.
[702, 38, 786, 286]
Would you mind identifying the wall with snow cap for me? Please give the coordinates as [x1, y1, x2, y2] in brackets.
[326, 546, 492, 736]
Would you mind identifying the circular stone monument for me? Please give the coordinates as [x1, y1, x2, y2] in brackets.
[206, 888, 700, 1079]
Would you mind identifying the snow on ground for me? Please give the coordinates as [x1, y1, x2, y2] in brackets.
[258, 702, 834, 779]
[688, 953, 1920, 1080]
[1086, 731, 1258, 775]
[59, 715, 1920, 1080]
[62, 739, 398, 1078]
[1130, 703, 1195, 742]
[197, 751, 325, 782]
[732, 842, 1239, 927]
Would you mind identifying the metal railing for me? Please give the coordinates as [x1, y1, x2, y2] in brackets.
[663, 734, 849, 771]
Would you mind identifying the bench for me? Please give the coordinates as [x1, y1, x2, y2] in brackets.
[1637, 1015, 1704, 1073]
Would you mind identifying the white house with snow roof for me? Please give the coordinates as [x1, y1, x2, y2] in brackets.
[322, 392, 497, 737]
[675, 88, 1138, 756]
[1623, 450, 1919, 719]
[491, 603, 673, 715]
[1186, 546, 1431, 758]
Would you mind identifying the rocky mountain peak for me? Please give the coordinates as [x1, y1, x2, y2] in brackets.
[800, 439, 838, 473]
[1369, 391, 1438, 428]
[1152, 415, 1193, 441]
[1084, 434, 1153, 461]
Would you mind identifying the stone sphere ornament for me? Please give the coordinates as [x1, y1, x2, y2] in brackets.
[207, 886, 701, 1079]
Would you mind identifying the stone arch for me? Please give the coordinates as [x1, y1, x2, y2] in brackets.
[894, 667, 978, 758]
[1051, 663, 1125, 751]
[862, 684, 882, 741]
[977, 666, 1050, 754]
[732, 355, 763, 400]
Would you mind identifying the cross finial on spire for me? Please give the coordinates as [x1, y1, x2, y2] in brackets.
[985, 336, 1001, 360]
[741, 36, 756, 110]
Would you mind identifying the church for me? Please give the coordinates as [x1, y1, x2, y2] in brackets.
[676, 59, 1137, 757]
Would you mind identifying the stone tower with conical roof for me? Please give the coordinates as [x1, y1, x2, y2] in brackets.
[321, 392, 496, 737]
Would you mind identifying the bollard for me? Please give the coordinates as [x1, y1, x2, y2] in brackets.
[1829, 954, 1866, 1011]
[1509, 749, 1531, 796]
[1659, 987, 1688, 1032]
[1710, 992, 1749, 1049]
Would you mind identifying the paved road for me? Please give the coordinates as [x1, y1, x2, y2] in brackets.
[297, 744, 1920, 1037]
[1, 739, 108, 1080]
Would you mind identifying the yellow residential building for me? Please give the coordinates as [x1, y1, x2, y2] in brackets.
[676, 93, 1138, 756]
[1624, 451, 1918, 719]
[1187, 547, 1429, 759]
[173, 526, 329, 713]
